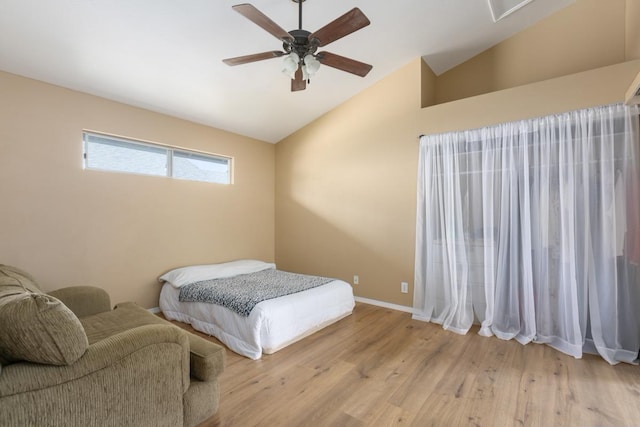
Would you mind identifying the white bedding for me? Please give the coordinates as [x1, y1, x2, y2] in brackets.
[159, 279, 354, 359]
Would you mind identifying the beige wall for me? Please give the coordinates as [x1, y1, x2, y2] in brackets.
[275, 0, 640, 307]
[435, 0, 628, 104]
[0, 71, 274, 308]
[421, 60, 640, 135]
[627, 0, 640, 60]
[275, 59, 422, 307]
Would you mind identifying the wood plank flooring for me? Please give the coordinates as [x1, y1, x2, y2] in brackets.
[168, 303, 640, 427]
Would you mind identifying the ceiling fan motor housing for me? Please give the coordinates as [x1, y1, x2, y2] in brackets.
[284, 29, 318, 59]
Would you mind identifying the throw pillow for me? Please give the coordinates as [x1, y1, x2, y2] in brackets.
[0, 291, 88, 365]
[0, 264, 42, 293]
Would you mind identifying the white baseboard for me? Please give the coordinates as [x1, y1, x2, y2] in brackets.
[148, 307, 161, 314]
[354, 296, 417, 314]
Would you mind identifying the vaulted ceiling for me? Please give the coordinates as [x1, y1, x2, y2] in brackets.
[0, 0, 574, 142]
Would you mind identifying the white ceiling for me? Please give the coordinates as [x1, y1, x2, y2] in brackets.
[0, 0, 574, 143]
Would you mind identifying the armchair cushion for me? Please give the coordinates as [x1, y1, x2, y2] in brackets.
[0, 288, 88, 366]
[79, 302, 225, 382]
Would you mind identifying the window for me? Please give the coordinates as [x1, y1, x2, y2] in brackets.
[83, 132, 232, 184]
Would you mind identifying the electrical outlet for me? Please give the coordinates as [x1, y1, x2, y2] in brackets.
[401, 282, 409, 293]
[353, 275, 359, 285]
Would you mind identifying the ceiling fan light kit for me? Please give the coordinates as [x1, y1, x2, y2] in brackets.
[302, 54, 321, 80]
[282, 52, 300, 78]
[223, 0, 372, 92]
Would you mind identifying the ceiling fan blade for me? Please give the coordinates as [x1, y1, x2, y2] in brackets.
[309, 8, 370, 47]
[223, 51, 285, 66]
[291, 67, 306, 92]
[318, 51, 372, 77]
[232, 4, 294, 43]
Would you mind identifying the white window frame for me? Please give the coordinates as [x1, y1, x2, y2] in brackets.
[82, 131, 233, 185]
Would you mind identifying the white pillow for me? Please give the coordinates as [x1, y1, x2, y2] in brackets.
[159, 259, 276, 288]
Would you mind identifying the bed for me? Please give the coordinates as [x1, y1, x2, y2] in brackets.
[158, 260, 355, 359]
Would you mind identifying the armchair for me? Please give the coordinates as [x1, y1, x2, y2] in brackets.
[0, 265, 225, 427]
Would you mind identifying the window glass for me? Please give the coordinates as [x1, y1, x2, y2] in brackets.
[83, 132, 231, 184]
[173, 150, 230, 184]
[84, 134, 167, 176]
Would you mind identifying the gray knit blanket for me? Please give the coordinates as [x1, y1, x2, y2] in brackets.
[178, 269, 334, 316]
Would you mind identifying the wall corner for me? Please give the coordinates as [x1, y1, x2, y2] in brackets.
[420, 58, 438, 108]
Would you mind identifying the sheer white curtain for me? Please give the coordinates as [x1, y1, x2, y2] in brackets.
[414, 103, 640, 364]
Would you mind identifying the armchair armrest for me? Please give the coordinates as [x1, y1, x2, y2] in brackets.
[48, 286, 111, 317]
[187, 333, 226, 382]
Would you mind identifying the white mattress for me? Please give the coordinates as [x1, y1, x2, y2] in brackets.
[159, 279, 355, 359]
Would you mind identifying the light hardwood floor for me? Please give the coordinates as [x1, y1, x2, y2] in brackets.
[169, 303, 640, 427]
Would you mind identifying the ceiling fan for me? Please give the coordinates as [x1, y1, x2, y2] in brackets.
[222, 0, 372, 92]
